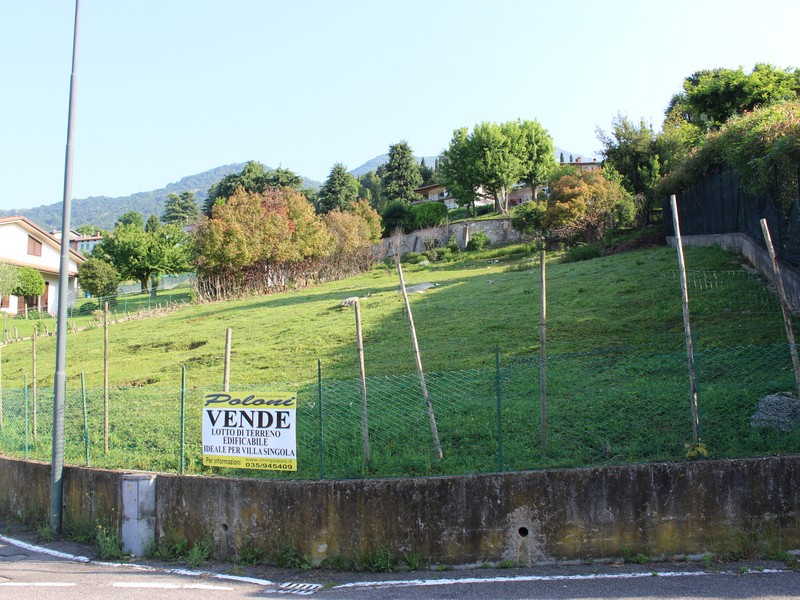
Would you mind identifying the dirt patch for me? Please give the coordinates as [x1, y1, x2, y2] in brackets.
[606, 231, 667, 254]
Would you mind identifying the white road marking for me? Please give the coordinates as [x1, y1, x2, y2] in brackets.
[0, 582, 76, 587]
[334, 568, 788, 590]
[113, 582, 234, 590]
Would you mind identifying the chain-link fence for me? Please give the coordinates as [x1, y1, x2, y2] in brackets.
[1, 339, 798, 479]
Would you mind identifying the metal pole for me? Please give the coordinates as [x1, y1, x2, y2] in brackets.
[81, 371, 89, 466]
[180, 365, 186, 474]
[539, 240, 548, 453]
[103, 301, 109, 454]
[495, 345, 503, 472]
[51, 0, 81, 532]
[670, 195, 701, 446]
[318, 359, 324, 479]
[25, 374, 29, 459]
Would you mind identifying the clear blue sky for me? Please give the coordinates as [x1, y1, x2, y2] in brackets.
[1, 0, 798, 211]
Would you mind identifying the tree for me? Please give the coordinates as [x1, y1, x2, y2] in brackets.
[317, 163, 360, 213]
[418, 157, 435, 186]
[162, 191, 200, 225]
[381, 141, 423, 204]
[358, 171, 383, 210]
[667, 64, 800, 131]
[440, 121, 550, 215]
[117, 211, 144, 228]
[12, 267, 45, 312]
[205, 161, 269, 215]
[75, 224, 107, 236]
[597, 115, 661, 225]
[265, 167, 303, 189]
[145, 214, 160, 233]
[545, 169, 635, 245]
[0, 262, 19, 298]
[96, 223, 189, 293]
[380, 200, 414, 236]
[517, 119, 557, 198]
[78, 257, 120, 298]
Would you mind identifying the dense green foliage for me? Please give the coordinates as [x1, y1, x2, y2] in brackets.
[317, 163, 361, 214]
[381, 141, 423, 204]
[440, 120, 556, 215]
[380, 200, 413, 235]
[410, 201, 448, 230]
[193, 188, 381, 300]
[78, 257, 120, 298]
[0, 262, 19, 297]
[667, 63, 800, 130]
[656, 101, 800, 207]
[162, 191, 200, 225]
[205, 161, 306, 215]
[95, 221, 189, 293]
[11, 266, 45, 298]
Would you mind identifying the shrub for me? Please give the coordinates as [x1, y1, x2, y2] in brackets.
[446, 234, 460, 252]
[381, 201, 414, 236]
[78, 257, 120, 298]
[410, 202, 448, 230]
[401, 252, 425, 264]
[476, 204, 493, 216]
[562, 244, 602, 263]
[466, 231, 491, 251]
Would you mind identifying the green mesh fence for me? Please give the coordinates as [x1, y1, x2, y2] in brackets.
[1, 341, 798, 479]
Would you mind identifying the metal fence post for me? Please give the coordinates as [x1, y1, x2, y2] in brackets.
[24, 374, 29, 459]
[318, 359, 324, 480]
[180, 365, 186, 474]
[81, 371, 89, 466]
[495, 346, 504, 472]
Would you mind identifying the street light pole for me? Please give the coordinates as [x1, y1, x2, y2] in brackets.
[51, 0, 81, 532]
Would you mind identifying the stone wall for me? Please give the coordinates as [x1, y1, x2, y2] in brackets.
[380, 218, 525, 258]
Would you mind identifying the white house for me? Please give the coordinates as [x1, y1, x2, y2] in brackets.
[0, 216, 85, 316]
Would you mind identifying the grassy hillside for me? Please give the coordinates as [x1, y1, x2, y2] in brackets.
[0, 242, 788, 391]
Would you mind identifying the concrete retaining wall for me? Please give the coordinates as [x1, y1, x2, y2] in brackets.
[2, 454, 799, 564]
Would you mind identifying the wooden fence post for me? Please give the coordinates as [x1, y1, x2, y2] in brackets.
[760, 218, 800, 398]
[353, 299, 371, 470]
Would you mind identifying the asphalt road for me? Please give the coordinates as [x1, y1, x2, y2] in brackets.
[2, 530, 800, 600]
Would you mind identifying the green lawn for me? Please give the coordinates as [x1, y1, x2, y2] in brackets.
[0, 241, 796, 478]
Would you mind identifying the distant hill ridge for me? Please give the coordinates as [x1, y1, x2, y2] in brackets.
[3, 147, 590, 231]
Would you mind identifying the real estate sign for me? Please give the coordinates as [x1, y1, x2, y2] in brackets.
[202, 391, 297, 471]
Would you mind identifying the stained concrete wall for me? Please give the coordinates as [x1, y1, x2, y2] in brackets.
[3, 454, 799, 564]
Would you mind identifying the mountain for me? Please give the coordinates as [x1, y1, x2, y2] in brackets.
[0, 164, 322, 232]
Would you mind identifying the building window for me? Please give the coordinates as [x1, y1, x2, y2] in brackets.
[27, 235, 42, 256]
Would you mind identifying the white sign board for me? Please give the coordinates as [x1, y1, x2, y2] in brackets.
[202, 391, 297, 471]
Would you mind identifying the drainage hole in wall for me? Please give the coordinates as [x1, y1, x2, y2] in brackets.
[221, 523, 229, 532]
[518, 527, 529, 537]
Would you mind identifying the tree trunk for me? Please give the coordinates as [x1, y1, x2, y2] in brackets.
[139, 276, 148, 294]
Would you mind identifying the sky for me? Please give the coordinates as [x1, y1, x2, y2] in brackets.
[1, 0, 799, 212]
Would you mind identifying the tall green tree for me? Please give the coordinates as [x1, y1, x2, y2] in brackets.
[162, 191, 200, 225]
[418, 157, 435, 186]
[517, 119, 557, 198]
[597, 115, 661, 225]
[265, 167, 303, 188]
[358, 171, 383, 210]
[439, 127, 480, 215]
[381, 141, 423, 204]
[317, 163, 360, 213]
